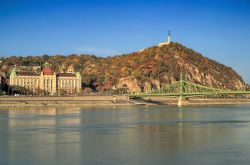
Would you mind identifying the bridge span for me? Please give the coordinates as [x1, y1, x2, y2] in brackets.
[130, 74, 250, 107]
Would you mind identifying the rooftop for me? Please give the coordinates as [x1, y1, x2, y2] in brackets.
[42, 67, 53, 75]
[57, 73, 76, 77]
[17, 72, 39, 76]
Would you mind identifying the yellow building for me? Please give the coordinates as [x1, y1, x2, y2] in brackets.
[40, 63, 57, 95]
[57, 65, 82, 94]
[9, 69, 41, 93]
[9, 63, 82, 95]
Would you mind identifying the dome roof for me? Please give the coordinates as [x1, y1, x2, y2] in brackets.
[67, 64, 75, 73]
[76, 72, 81, 78]
[10, 68, 16, 77]
[43, 67, 53, 75]
[44, 62, 50, 67]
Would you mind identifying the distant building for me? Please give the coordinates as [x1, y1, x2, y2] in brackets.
[9, 63, 82, 95]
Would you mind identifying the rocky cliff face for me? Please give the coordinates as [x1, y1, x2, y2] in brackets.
[113, 42, 246, 91]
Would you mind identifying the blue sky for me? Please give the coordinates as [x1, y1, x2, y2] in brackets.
[0, 0, 250, 83]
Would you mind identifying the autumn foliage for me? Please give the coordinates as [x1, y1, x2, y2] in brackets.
[0, 42, 247, 91]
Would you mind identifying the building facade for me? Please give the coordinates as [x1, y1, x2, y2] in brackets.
[57, 65, 82, 94]
[9, 63, 82, 95]
[9, 70, 40, 93]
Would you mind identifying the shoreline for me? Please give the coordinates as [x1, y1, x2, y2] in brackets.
[0, 96, 250, 107]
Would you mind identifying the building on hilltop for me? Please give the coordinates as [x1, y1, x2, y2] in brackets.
[9, 63, 82, 95]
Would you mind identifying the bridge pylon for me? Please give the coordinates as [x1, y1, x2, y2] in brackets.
[178, 95, 183, 107]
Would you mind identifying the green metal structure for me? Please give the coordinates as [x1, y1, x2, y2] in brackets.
[130, 73, 250, 99]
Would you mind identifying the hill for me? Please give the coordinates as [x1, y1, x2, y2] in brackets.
[0, 42, 247, 92]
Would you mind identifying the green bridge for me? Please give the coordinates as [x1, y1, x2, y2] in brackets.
[130, 73, 250, 107]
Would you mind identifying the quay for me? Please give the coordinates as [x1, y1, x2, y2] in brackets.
[0, 95, 250, 107]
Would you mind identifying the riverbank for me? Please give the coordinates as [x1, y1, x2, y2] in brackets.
[0, 96, 131, 107]
[0, 95, 250, 107]
[144, 96, 250, 106]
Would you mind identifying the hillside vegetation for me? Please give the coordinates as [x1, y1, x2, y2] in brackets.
[0, 42, 247, 91]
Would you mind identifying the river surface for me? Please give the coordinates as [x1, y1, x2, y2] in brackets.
[1, 105, 250, 165]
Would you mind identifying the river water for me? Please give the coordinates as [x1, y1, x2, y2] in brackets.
[1, 105, 250, 165]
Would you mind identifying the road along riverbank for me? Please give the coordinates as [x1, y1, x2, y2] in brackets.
[0, 95, 250, 107]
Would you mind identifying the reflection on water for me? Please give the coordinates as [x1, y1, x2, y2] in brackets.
[1, 105, 250, 165]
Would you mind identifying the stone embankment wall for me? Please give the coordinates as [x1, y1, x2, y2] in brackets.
[143, 96, 250, 105]
[0, 95, 130, 107]
[0, 96, 250, 107]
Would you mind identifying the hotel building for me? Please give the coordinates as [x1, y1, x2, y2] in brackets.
[9, 63, 82, 95]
